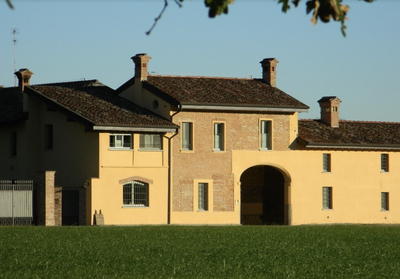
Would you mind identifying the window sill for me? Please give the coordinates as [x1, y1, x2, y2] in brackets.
[197, 210, 209, 212]
[109, 148, 134, 151]
[322, 171, 332, 174]
[213, 149, 225, 153]
[322, 208, 333, 211]
[380, 210, 390, 212]
[259, 148, 272, 151]
[139, 149, 163, 152]
[380, 171, 389, 173]
[181, 149, 194, 153]
[122, 205, 149, 208]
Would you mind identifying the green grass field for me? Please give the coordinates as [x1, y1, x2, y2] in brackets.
[1, 225, 400, 278]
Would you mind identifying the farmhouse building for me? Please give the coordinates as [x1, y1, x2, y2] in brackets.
[1, 54, 399, 226]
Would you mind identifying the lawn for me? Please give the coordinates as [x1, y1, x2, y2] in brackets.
[1, 225, 400, 278]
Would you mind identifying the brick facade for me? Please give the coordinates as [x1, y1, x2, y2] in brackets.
[36, 171, 60, 226]
[171, 111, 292, 212]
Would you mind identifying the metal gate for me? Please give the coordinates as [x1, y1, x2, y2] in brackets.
[0, 180, 34, 226]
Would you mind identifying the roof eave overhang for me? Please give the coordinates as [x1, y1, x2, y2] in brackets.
[92, 125, 177, 133]
[24, 86, 95, 127]
[180, 104, 308, 113]
[304, 144, 400, 151]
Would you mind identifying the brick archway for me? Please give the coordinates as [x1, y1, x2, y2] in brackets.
[240, 165, 287, 225]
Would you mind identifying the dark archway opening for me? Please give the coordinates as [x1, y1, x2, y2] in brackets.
[240, 166, 285, 225]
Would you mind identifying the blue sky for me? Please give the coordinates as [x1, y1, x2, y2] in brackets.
[1, 0, 399, 121]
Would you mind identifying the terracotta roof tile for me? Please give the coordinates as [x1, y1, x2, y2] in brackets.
[28, 83, 176, 128]
[144, 76, 309, 109]
[298, 119, 400, 148]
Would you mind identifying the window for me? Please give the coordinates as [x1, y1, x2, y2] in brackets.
[140, 134, 162, 150]
[198, 183, 209, 211]
[322, 187, 332, 209]
[181, 122, 193, 151]
[323, 153, 331, 172]
[10, 131, 17, 157]
[110, 134, 132, 149]
[123, 181, 149, 207]
[381, 154, 389, 172]
[381, 192, 389, 211]
[44, 124, 53, 150]
[260, 120, 272, 149]
[213, 122, 225, 151]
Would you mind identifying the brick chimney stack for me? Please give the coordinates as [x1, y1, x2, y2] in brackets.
[14, 68, 34, 92]
[318, 96, 342, 128]
[131, 53, 151, 81]
[260, 58, 279, 87]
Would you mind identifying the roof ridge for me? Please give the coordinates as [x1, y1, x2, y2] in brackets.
[148, 75, 254, 81]
[33, 79, 98, 87]
[299, 119, 400, 124]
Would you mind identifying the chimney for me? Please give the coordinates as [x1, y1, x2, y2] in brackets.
[260, 58, 279, 87]
[131, 53, 151, 81]
[14, 68, 34, 92]
[318, 96, 342, 128]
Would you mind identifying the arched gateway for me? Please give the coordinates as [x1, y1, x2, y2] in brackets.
[240, 165, 290, 225]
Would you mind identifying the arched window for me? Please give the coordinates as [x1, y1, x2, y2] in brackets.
[123, 181, 149, 207]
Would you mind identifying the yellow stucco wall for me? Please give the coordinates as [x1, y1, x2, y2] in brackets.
[232, 150, 400, 225]
[86, 133, 170, 225]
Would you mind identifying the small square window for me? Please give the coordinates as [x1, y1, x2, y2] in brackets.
[381, 192, 389, 211]
[322, 187, 332, 210]
[323, 153, 331, 172]
[110, 134, 132, 149]
[213, 123, 225, 151]
[381, 154, 389, 172]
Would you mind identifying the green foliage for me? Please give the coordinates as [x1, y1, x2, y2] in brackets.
[205, 0, 233, 18]
[1, 225, 400, 278]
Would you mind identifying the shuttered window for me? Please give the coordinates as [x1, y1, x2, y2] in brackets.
[381, 154, 389, 172]
[323, 154, 331, 172]
[322, 187, 332, 209]
[381, 192, 389, 211]
[198, 183, 208, 211]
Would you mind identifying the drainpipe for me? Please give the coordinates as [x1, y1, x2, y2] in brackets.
[165, 105, 182, 224]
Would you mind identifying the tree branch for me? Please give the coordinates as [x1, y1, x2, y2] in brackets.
[146, 0, 169, 35]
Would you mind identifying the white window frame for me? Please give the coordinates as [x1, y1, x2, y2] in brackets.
[181, 122, 193, 151]
[109, 134, 132, 149]
[260, 120, 272, 150]
[323, 153, 331, 172]
[381, 192, 389, 211]
[140, 134, 163, 150]
[123, 181, 149, 207]
[322, 187, 333, 210]
[213, 122, 225, 151]
[381, 154, 389, 172]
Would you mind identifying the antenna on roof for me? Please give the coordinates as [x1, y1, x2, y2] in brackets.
[11, 28, 19, 87]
